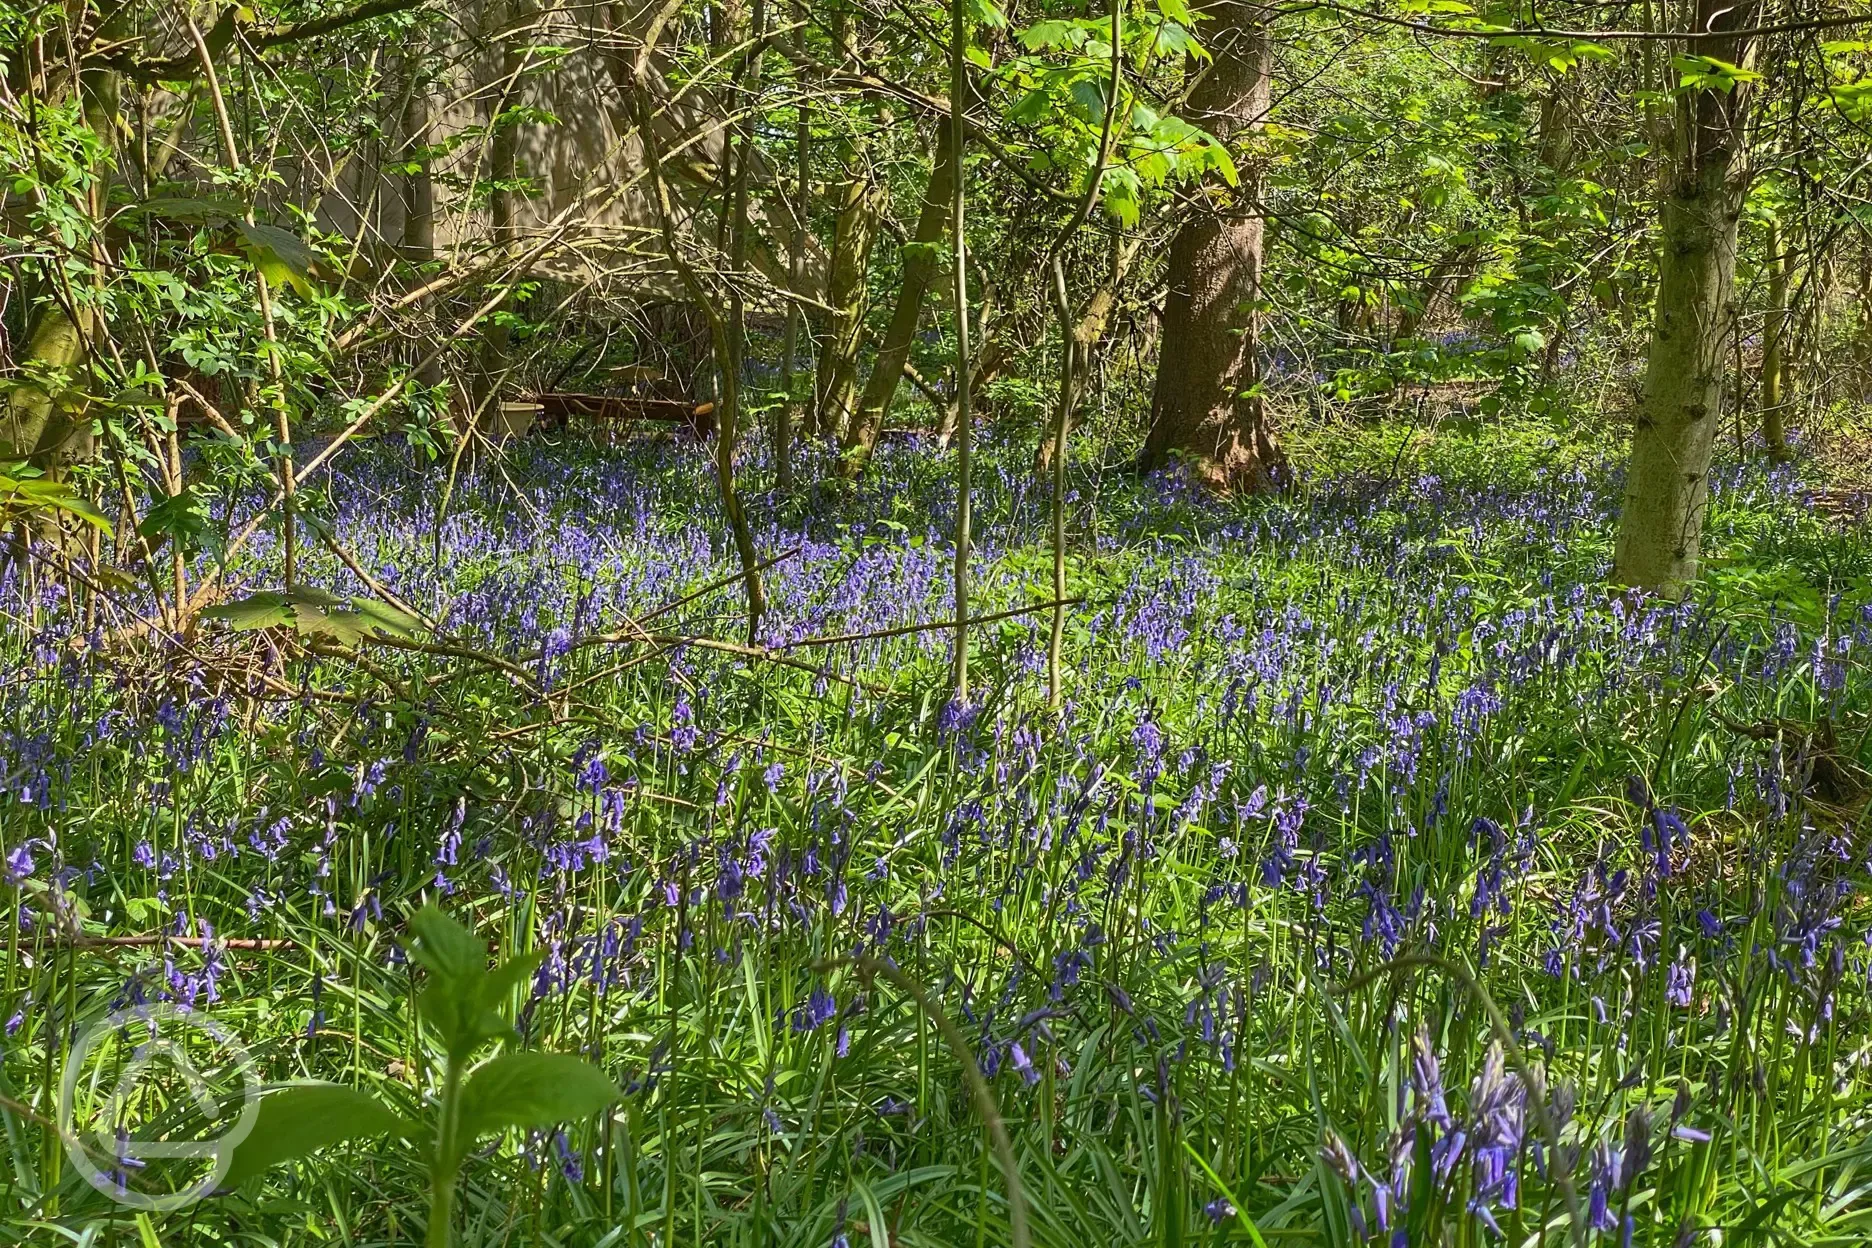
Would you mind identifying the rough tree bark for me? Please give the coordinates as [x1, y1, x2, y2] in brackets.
[837, 125, 955, 475]
[1612, 0, 1760, 594]
[1139, 0, 1284, 492]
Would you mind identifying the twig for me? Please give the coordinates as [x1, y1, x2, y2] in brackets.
[774, 598, 1085, 652]
[819, 954, 1031, 1248]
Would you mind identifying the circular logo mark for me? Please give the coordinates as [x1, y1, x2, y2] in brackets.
[58, 1003, 263, 1211]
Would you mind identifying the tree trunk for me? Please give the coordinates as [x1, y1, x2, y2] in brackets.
[1036, 236, 1139, 474]
[815, 174, 884, 442]
[1139, 0, 1284, 492]
[1761, 217, 1790, 461]
[401, 57, 443, 392]
[1612, 0, 1758, 594]
[775, 0, 810, 492]
[947, 0, 973, 703]
[838, 125, 955, 475]
[2, 304, 91, 463]
[471, 3, 531, 431]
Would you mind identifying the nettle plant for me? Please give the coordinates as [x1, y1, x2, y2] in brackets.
[220, 906, 617, 1247]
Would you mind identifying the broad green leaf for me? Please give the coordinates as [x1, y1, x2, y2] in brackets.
[137, 197, 240, 225]
[236, 222, 315, 295]
[347, 597, 425, 641]
[1102, 167, 1143, 226]
[408, 905, 486, 983]
[1672, 54, 1762, 93]
[218, 1084, 419, 1190]
[480, 949, 548, 1014]
[1008, 89, 1051, 125]
[1017, 18, 1082, 50]
[200, 587, 421, 644]
[139, 488, 217, 555]
[1068, 76, 1109, 123]
[410, 907, 499, 1058]
[962, 0, 1007, 29]
[455, 1052, 618, 1159]
[202, 591, 295, 631]
[7, 478, 114, 534]
[290, 602, 366, 645]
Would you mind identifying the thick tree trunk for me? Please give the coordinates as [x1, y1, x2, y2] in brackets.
[2, 304, 91, 463]
[815, 174, 884, 441]
[1140, 0, 1284, 492]
[838, 126, 955, 475]
[1615, 167, 1744, 592]
[1612, 0, 1757, 594]
[8, 41, 126, 470]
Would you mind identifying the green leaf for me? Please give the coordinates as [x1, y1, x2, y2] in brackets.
[1671, 54, 1762, 93]
[963, 0, 1007, 28]
[237, 222, 315, 295]
[408, 905, 486, 983]
[137, 197, 240, 225]
[1068, 76, 1109, 123]
[0, 467, 114, 536]
[1008, 88, 1052, 125]
[200, 587, 423, 644]
[139, 488, 218, 556]
[218, 1084, 419, 1190]
[1017, 18, 1082, 50]
[410, 906, 499, 1059]
[1150, 19, 1203, 62]
[455, 1053, 618, 1158]
[480, 950, 547, 1014]
[1102, 167, 1143, 226]
[347, 597, 424, 641]
[202, 591, 295, 631]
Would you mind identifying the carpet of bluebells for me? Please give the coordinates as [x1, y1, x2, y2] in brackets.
[4, 420, 1872, 1247]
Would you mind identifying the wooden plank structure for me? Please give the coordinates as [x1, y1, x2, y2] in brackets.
[532, 392, 717, 438]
